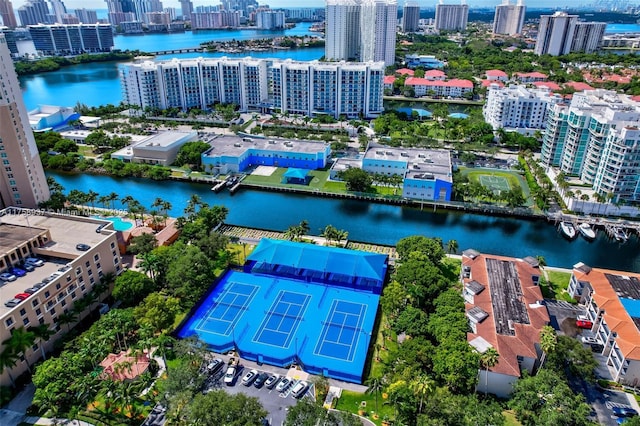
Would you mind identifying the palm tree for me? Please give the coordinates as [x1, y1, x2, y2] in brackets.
[0, 348, 19, 387]
[120, 195, 135, 209]
[538, 325, 557, 369]
[28, 324, 55, 361]
[107, 192, 119, 210]
[98, 195, 110, 209]
[365, 376, 385, 414]
[446, 239, 458, 254]
[409, 375, 435, 414]
[3, 327, 36, 373]
[86, 190, 99, 210]
[57, 311, 79, 334]
[480, 347, 499, 396]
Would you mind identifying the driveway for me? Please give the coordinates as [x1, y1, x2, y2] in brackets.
[543, 299, 585, 336]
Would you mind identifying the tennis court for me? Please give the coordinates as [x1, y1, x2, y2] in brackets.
[479, 174, 511, 193]
[253, 291, 311, 348]
[193, 282, 259, 336]
[314, 300, 366, 362]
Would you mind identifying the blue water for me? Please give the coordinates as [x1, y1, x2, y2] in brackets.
[91, 215, 133, 231]
[605, 23, 640, 34]
[48, 171, 640, 271]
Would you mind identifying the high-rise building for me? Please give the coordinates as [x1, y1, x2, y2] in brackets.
[401, 1, 420, 33]
[255, 10, 284, 29]
[325, 0, 397, 66]
[74, 8, 98, 24]
[493, 0, 525, 36]
[534, 11, 578, 56]
[0, 0, 18, 28]
[29, 23, 114, 55]
[49, 0, 67, 23]
[0, 27, 18, 55]
[0, 35, 50, 208]
[571, 22, 606, 53]
[179, 0, 192, 20]
[121, 57, 385, 119]
[191, 10, 240, 29]
[18, 0, 50, 26]
[104, 0, 136, 25]
[133, 0, 163, 24]
[434, 0, 468, 31]
[360, 0, 396, 66]
[541, 89, 640, 203]
[221, 0, 258, 17]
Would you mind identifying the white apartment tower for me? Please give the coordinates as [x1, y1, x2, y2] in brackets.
[534, 12, 578, 56]
[493, 0, 525, 36]
[0, 35, 50, 208]
[571, 22, 606, 53]
[402, 1, 420, 33]
[325, 0, 397, 66]
[541, 90, 640, 203]
[434, 0, 468, 32]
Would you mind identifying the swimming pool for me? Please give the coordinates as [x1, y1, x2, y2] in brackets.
[91, 216, 133, 231]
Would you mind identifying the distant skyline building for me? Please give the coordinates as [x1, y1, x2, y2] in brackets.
[179, 0, 192, 20]
[49, 0, 66, 23]
[493, 0, 525, 35]
[104, 0, 136, 25]
[325, 0, 396, 67]
[534, 11, 578, 56]
[255, 10, 284, 29]
[401, 1, 420, 33]
[0, 0, 18, 28]
[191, 10, 240, 29]
[28, 23, 114, 55]
[0, 34, 51, 208]
[221, 0, 257, 17]
[74, 8, 98, 23]
[571, 21, 606, 53]
[434, 0, 468, 32]
[18, 0, 50, 26]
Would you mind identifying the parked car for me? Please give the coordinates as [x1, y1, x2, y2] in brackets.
[242, 369, 258, 386]
[8, 267, 27, 277]
[14, 293, 30, 300]
[4, 298, 22, 307]
[76, 243, 91, 251]
[291, 380, 309, 398]
[0, 272, 17, 282]
[265, 374, 280, 389]
[32, 282, 47, 290]
[207, 358, 224, 375]
[254, 372, 269, 388]
[581, 336, 598, 344]
[224, 365, 238, 385]
[19, 262, 35, 272]
[576, 315, 593, 329]
[612, 406, 638, 418]
[23, 287, 39, 295]
[275, 377, 292, 393]
[25, 257, 44, 267]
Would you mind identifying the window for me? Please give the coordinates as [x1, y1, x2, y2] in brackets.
[23, 317, 30, 326]
[19, 308, 26, 316]
[44, 291, 50, 298]
[5, 318, 13, 327]
[56, 283, 61, 290]
[32, 299, 39, 307]
[35, 308, 41, 316]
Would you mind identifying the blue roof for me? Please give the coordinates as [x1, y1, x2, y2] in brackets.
[396, 107, 432, 118]
[283, 168, 310, 179]
[620, 298, 640, 319]
[248, 239, 387, 283]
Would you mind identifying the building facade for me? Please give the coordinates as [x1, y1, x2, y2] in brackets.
[29, 23, 114, 55]
[191, 10, 241, 29]
[0, 208, 123, 387]
[18, 0, 50, 26]
[74, 8, 98, 23]
[434, 0, 468, 32]
[541, 89, 640, 203]
[121, 57, 385, 119]
[404, 76, 473, 98]
[401, 1, 420, 32]
[0, 0, 18, 28]
[571, 22, 606, 54]
[0, 35, 50, 208]
[567, 263, 640, 386]
[493, 0, 525, 36]
[255, 10, 284, 29]
[533, 11, 600, 56]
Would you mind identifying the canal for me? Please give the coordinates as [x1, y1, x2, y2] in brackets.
[47, 171, 640, 271]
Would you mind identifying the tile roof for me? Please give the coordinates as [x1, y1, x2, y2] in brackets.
[405, 77, 473, 88]
[481, 79, 504, 88]
[565, 81, 594, 91]
[533, 81, 561, 91]
[463, 252, 549, 378]
[383, 76, 396, 84]
[486, 69, 507, 77]
[424, 69, 446, 77]
[396, 68, 415, 76]
[515, 71, 548, 79]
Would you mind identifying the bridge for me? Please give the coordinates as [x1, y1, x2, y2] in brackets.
[150, 47, 205, 55]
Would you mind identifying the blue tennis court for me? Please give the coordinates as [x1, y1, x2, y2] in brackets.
[253, 291, 311, 348]
[193, 282, 259, 336]
[314, 300, 366, 362]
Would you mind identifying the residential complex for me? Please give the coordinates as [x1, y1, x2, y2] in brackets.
[567, 263, 640, 386]
[535, 12, 605, 56]
[401, 1, 420, 33]
[201, 135, 331, 174]
[0, 0, 18, 28]
[493, 0, 525, 36]
[255, 10, 285, 29]
[404, 76, 473, 98]
[324, 0, 396, 66]
[0, 35, 50, 208]
[17, 0, 50, 26]
[191, 10, 241, 29]
[434, 0, 468, 32]
[541, 89, 640, 203]
[483, 85, 561, 134]
[331, 145, 453, 202]
[121, 57, 385, 119]
[462, 250, 549, 397]
[0, 208, 123, 387]
[28, 23, 114, 55]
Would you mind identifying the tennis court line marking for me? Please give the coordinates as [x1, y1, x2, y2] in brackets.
[193, 282, 259, 337]
[313, 299, 367, 362]
[252, 290, 312, 349]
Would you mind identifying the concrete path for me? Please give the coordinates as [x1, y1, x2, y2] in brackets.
[0, 383, 35, 426]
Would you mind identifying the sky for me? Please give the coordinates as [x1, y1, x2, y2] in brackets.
[7, 0, 597, 10]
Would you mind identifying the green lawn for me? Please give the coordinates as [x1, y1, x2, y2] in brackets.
[242, 168, 351, 193]
[503, 410, 522, 426]
[334, 389, 394, 425]
[461, 168, 533, 207]
[540, 270, 575, 303]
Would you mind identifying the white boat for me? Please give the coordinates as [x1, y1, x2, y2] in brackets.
[578, 223, 596, 240]
[559, 221, 577, 239]
[613, 227, 629, 243]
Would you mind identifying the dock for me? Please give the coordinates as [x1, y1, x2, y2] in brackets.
[549, 213, 638, 242]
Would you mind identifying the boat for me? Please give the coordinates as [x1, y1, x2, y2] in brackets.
[559, 221, 577, 239]
[577, 223, 596, 240]
[613, 226, 629, 243]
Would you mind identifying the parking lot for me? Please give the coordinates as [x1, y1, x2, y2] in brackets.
[203, 362, 313, 426]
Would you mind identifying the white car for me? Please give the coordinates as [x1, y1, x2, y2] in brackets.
[223, 365, 237, 385]
[581, 336, 598, 345]
[291, 380, 309, 398]
[25, 257, 44, 267]
[241, 369, 258, 386]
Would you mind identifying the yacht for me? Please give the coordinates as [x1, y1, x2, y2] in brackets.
[559, 221, 577, 239]
[613, 226, 629, 243]
[577, 223, 596, 240]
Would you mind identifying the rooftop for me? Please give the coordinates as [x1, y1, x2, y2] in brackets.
[203, 135, 329, 158]
[133, 131, 197, 150]
[364, 146, 452, 183]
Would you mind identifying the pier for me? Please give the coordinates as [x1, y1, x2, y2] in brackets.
[549, 213, 639, 241]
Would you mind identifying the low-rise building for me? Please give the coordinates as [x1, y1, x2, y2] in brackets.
[567, 263, 640, 385]
[28, 105, 78, 131]
[485, 69, 508, 82]
[404, 76, 473, 98]
[110, 131, 198, 166]
[404, 54, 445, 69]
[462, 250, 550, 398]
[513, 72, 548, 83]
[0, 207, 123, 387]
[201, 135, 331, 175]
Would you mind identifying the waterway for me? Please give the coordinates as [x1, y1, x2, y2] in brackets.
[47, 171, 640, 271]
[605, 23, 640, 34]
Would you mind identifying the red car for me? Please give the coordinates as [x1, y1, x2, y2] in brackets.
[576, 316, 593, 329]
[14, 293, 31, 300]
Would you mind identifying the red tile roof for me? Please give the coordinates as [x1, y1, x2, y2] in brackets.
[383, 76, 396, 84]
[533, 81, 561, 91]
[424, 69, 446, 78]
[405, 77, 474, 88]
[486, 69, 507, 77]
[396, 68, 415, 76]
[482, 79, 504, 87]
[565, 81, 594, 91]
[515, 71, 548, 80]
